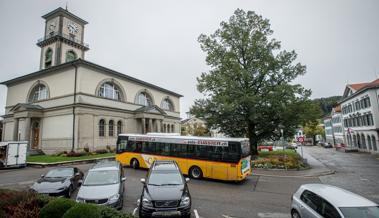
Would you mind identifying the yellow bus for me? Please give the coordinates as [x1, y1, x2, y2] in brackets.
[115, 134, 252, 181]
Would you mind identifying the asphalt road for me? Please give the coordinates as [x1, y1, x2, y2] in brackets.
[0, 147, 378, 218]
[304, 146, 379, 203]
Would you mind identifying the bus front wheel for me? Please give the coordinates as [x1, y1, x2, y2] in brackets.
[189, 166, 203, 179]
[130, 159, 139, 169]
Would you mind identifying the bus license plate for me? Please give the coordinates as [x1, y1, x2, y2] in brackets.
[152, 211, 181, 217]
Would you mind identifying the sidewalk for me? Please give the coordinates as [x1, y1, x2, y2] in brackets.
[253, 146, 334, 178]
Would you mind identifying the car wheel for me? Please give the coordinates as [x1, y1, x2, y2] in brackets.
[291, 210, 301, 218]
[130, 159, 139, 169]
[189, 166, 203, 179]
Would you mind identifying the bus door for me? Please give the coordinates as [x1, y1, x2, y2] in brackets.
[170, 143, 188, 173]
[209, 146, 228, 180]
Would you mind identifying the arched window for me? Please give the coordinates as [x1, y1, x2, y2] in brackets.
[65, 50, 77, 62]
[29, 84, 49, 102]
[98, 82, 122, 101]
[161, 98, 174, 111]
[361, 134, 366, 149]
[117, 121, 122, 135]
[171, 124, 175, 133]
[136, 91, 153, 106]
[372, 135, 377, 151]
[99, 119, 105, 137]
[45, 48, 53, 68]
[163, 124, 167, 133]
[352, 135, 357, 147]
[367, 135, 372, 150]
[109, 120, 114, 137]
[357, 134, 361, 148]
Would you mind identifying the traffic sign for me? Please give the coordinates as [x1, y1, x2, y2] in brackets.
[297, 136, 304, 143]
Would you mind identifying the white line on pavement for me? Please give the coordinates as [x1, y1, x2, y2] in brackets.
[132, 207, 138, 217]
[194, 209, 200, 218]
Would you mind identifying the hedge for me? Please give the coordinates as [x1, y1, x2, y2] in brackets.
[40, 198, 76, 218]
[62, 203, 101, 218]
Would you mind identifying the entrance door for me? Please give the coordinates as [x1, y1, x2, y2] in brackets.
[31, 121, 40, 150]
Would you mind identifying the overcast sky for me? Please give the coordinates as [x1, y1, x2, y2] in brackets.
[0, 0, 378, 118]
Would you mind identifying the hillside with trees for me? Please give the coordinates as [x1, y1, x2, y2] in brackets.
[312, 96, 342, 117]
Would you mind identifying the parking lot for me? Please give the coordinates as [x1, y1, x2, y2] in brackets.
[0, 163, 320, 218]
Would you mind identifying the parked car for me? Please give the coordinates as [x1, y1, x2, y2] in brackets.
[30, 167, 83, 197]
[138, 160, 191, 218]
[76, 160, 125, 209]
[258, 145, 273, 151]
[286, 143, 298, 150]
[324, 142, 333, 148]
[291, 183, 379, 218]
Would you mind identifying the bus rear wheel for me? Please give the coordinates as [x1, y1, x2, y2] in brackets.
[189, 166, 203, 179]
[130, 159, 139, 169]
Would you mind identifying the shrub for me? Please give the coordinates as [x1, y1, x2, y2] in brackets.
[7, 196, 40, 218]
[66, 151, 87, 157]
[95, 149, 108, 154]
[83, 147, 90, 153]
[62, 203, 101, 218]
[40, 198, 76, 218]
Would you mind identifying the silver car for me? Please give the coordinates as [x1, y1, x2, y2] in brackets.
[76, 160, 126, 209]
[291, 184, 379, 218]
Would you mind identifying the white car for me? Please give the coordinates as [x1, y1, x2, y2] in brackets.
[291, 184, 379, 218]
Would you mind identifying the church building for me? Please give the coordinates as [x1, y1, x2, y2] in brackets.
[0, 8, 182, 154]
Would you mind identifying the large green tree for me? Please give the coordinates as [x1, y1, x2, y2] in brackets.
[191, 9, 319, 155]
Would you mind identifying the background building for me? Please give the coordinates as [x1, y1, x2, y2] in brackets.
[340, 79, 379, 153]
[323, 116, 334, 144]
[331, 105, 345, 145]
[0, 8, 182, 154]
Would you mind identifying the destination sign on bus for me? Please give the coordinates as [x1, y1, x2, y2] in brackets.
[128, 136, 228, 147]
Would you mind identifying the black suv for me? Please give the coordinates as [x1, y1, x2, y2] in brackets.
[138, 160, 191, 218]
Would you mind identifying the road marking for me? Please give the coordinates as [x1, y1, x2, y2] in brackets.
[257, 212, 290, 218]
[222, 215, 236, 218]
[132, 207, 138, 216]
[194, 209, 200, 218]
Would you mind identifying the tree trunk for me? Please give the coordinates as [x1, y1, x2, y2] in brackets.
[247, 123, 258, 156]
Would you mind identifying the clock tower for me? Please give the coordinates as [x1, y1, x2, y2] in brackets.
[37, 8, 89, 69]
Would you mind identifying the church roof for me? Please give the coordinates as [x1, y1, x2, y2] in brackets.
[42, 7, 88, 25]
[0, 59, 183, 97]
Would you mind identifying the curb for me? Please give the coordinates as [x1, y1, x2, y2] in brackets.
[27, 156, 115, 167]
[253, 170, 335, 178]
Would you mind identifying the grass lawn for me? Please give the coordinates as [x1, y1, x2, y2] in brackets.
[27, 153, 115, 163]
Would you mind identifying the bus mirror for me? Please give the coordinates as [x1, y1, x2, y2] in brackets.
[185, 178, 190, 182]
[140, 178, 146, 184]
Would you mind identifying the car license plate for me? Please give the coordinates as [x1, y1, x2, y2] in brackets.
[152, 211, 181, 217]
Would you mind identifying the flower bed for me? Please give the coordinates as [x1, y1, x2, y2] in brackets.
[252, 150, 308, 170]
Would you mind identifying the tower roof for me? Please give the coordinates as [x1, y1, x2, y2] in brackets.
[42, 7, 88, 25]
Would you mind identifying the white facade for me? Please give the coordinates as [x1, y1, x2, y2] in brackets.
[323, 117, 334, 144]
[340, 82, 379, 153]
[0, 8, 182, 154]
[331, 107, 345, 145]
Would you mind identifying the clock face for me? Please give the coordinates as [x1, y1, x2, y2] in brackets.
[67, 22, 78, 34]
[49, 22, 56, 32]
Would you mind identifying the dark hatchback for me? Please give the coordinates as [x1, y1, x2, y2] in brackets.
[139, 160, 191, 218]
[30, 167, 83, 197]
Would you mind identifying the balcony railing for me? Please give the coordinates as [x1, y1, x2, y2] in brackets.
[37, 32, 89, 48]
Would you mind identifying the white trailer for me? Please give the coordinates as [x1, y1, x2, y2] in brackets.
[0, 141, 27, 168]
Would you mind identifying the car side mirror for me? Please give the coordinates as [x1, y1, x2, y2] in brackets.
[185, 178, 190, 182]
[140, 178, 146, 184]
[122, 177, 126, 182]
[41, 174, 44, 178]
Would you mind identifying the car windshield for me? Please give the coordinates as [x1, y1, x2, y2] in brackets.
[83, 170, 119, 186]
[339, 206, 379, 218]
[148, 172, 183, 186]
[45, 168, 73, 178]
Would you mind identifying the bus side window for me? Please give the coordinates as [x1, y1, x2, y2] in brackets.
[223, 143, 239, 162]
[208, 146, 222, 161]
[187, 144, 195, 159]
[156, 143, 170, 156]
[142, 142, 155, 154]
[196, 145, 208, 159]
[117, 137, 127, 153]
[170, 144, 187, 158]
[126, 141, 136, 152]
